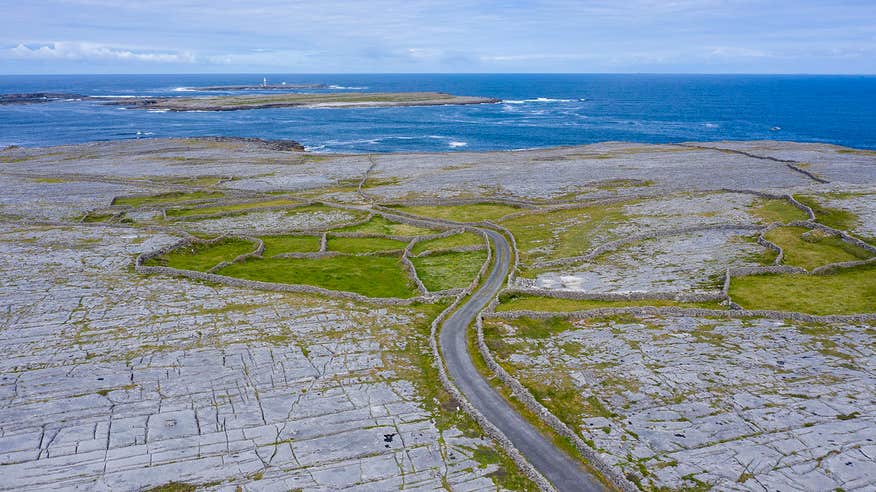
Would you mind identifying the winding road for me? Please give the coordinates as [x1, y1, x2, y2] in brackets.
[439, 229, 605, 491]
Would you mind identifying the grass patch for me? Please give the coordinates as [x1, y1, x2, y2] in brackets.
[729, 264, 876, 315]
[260, 235, 321, 256]
[499, 204, 628, 264]
[81, 212, 116, 223]
[326, 236, 407, 254]
[333, 215, 438, 237]
[165, 198, 299, 218]
[836, 148, 876, 156]
[506, 316, 575, 339]
[145, 238, 256, 272]
[765, 227, 871, 270]
[142, 483, 197, 492]
[593, 178, 654, 190]
[393, 203, 522, 222]
[112, 191, 224, 208]
[411, 231, 485, 255]
[518, 373, 594, 428]
[797, 195, 859, 231]
[496, 293, 725, 312]
[750, 198, 808, 224]
[217, 255, 417, 298]
[32, 177, 68, 184]
[411, 250, 487, 291]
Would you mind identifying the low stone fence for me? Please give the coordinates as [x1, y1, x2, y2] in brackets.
[487, 306, 876, 324]
[497, 287, 727, 304]
[811, 256, 876, 274]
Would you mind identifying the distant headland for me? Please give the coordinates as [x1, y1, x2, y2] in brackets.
[105, 91, 501, 112]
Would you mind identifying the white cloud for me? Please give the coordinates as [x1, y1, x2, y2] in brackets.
[708, 46, 772, 58]
[6, 42, 195, 63]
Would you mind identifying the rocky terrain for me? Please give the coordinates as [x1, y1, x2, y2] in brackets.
[105, 92, 500, 112]
[0, 137, 874, 491]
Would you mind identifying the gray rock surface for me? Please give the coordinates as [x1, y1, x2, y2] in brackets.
[0, 224, 500, 491]
[489, 315, 876, 491]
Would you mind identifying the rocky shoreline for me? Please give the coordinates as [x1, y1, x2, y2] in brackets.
[0, 92, 83, 104]
[107, 92, 501, 112]
[180, 83, 329, 91]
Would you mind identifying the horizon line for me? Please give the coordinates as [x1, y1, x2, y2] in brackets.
[2, 72, 876, 77]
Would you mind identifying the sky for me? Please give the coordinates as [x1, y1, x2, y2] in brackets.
[1, 0, 874, 74]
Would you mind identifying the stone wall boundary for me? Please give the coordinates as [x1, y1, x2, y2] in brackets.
[401, 246, 428, 296]
[810, 256, 876, 275]
[679, 144, 830, 184]
[497, 287, 727, 304]
[487, 306, 876, 323]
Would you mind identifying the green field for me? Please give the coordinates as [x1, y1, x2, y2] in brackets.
[412, 250, 488, 291]
[797, 195, 859, 231]
[750, 198, 808, 224]
[112, 191, 224, 208]
[326, 236, 407, 254]
[260, 235, 321, 256]
[146, 238, 257, 271]
[332, 215, 437, 237]
[498, 205, 628, 264]
[394, 203, 522, 222]
[411, 231, 485, 255]
[217, 255, 417, 298]
[765, 226, 871, 270]
[165, 199, 300, 217]
[729, 264, 876, 315]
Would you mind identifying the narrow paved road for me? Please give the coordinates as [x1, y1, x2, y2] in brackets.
[439, 229, 605, 491]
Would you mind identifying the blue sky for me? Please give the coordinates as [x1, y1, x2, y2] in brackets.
[1, 0, 874, 74]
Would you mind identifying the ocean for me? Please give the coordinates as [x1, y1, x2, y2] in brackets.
[1, 73, 875, 152]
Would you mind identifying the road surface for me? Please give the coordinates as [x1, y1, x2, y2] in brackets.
[439, 228, 606, 491]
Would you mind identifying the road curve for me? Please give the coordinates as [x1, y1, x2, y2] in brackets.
[439, 229, 605, 491]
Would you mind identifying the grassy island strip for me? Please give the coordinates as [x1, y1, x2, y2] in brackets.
[108, 92, 500, 112]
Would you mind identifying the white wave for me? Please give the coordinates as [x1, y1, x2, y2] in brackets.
[704, 123, 719, 128]
[173, 87, 196, 92]
[147, 109, 169, 113]
[448, 141, 467, 148]
[135, 131, 154, 136]
[328, 85, 368, 90]
[94, 95, 143, 98]
[501, 97, 577, 104]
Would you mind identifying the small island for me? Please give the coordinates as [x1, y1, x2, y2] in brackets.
[105, 91, 500, 111]
[0, 92, 83, 104]
[179, 83, 329, 91]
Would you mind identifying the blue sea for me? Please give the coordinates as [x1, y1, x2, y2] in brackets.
[1, 74, 875, 152]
